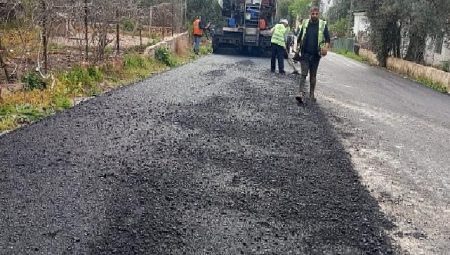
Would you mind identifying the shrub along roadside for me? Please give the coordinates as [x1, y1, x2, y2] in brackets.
[0, 47, 203, 133]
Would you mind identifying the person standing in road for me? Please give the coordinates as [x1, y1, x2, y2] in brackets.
[192, 16, 208, 55]
[295, 6, 330, 103]
[270, 19, 290, 74]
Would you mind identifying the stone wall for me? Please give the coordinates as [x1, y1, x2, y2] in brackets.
[144, 32, 189, 57]
[360, 49, 450, 93]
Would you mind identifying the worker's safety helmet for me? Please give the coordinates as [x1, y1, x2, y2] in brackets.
[280, 19, 289, 25]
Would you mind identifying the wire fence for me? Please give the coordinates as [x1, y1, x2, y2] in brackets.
[0, 0, 188, 83]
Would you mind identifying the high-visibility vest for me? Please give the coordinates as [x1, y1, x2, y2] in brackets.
[193, 19, 203, 36]
[299, 19, 326, 53]
[271, 23, 287, 48]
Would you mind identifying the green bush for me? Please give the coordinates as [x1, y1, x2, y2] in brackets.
[59, 66, 102, 96]
[329, 18, 349, 38]
[87, 66, 103, 81]
[442, 61, 449, 72]
[124, 54, 147, 69]
[121, 18, 136, 32]
[155, 47, 177, 67]
[150, 34, 161, 42]
[53, 95, 72, 110]
[15, 104, 46, 123]
[22, 72, 47, 90]
[200, 44, 213, 55]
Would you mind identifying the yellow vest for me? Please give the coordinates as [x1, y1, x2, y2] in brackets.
[271, 24, 288, 48]
[299, 19, 327, 53]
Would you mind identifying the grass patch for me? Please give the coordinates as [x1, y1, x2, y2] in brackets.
[415, 76, 448, 93]
[199, 43, 213, 55]
[333, 48, 369, 63]
[0, 44, 190, 132]
[0, 115, 16, 132]
[155, 47, 178, 67]
[58, 66, 103, 96]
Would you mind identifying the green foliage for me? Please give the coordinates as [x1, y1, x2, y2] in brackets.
[155, 47, 178, 67]
[53, 95, 73, 110]
[442, 61, 449, 73]
[416, 76, 448, 93]
[365, 0, 450, 65]
[59, 66, 102, 96]
[150, 34, 161, 42]
[124, 54, 148, 69]
[22, 72, 47, 90]
[0, 115, 16, 132]
[334, 49, 369, 63]
[0, 103, 48, 130]
[288, 0, 310, 20]
[326, 0, 352, 24]
[329, 18, 348, 37]
[186, 0, 222, 25]
[14, 104, 46, 123]
[200, 44, 213, 55]
[121, 18, 136, 32]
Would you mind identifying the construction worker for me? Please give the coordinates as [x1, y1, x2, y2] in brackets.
[259, 17, 267, 30]
[295, 6, 330, 103]
[270, 19, 290, 74]
[192, 16, 204, 55]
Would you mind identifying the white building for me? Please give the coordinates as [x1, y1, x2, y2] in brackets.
[352, 11, 449, 68]
[424, 37, 450, 67]
[353, 11, 370, 37]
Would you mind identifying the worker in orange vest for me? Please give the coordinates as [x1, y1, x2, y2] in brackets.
[192, 16, 205, 55]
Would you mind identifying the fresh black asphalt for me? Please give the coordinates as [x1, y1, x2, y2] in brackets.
[1, 55, 396, 254]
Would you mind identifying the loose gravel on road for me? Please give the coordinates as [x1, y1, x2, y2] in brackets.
[1, 55, 396, 254]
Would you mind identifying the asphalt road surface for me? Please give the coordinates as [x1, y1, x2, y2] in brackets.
[1, 52, 449, 254]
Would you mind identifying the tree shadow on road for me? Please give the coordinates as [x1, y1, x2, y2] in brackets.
[90, 69, 397, 254]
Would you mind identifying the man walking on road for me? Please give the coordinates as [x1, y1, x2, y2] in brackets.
[270, 19, 290, 74]
[295, 6, 330, 103]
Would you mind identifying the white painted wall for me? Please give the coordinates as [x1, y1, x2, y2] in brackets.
[353, 11, 370, 37]
[424, 37, 450, 67]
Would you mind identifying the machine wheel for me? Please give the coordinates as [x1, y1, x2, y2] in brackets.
[212, 40, 219, 54]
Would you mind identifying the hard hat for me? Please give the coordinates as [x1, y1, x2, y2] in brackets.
[280, 19, 289, 25]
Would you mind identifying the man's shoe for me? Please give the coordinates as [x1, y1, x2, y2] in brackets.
[292, 70, 299, 75]
[310, 95, 317, 102]
[279, 70, 286, 74]
[295, 95, 304, 103]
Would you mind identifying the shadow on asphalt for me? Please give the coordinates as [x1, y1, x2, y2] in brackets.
[89, 70, 396, 254]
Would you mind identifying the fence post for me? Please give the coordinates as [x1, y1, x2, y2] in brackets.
[116, 10, 120, 55]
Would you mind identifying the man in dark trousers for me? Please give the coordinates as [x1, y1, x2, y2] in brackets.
[295, 6, 330, 103]
[270, 19, 290, 74]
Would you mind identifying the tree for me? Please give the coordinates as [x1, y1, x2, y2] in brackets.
[186, 0, 221, 24]
[288, 0, 310, 20]
[365, 0, 450, 65]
